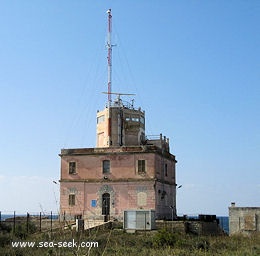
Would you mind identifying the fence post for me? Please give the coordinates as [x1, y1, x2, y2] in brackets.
[13, 211, 16, 234]
[39, 212, 42, 232]
[27, 213, 30, 233]
[0, 211, 1, 223]
[51, 211, 53, 236]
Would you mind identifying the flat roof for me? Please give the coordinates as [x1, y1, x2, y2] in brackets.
[60, 145, 176, 161]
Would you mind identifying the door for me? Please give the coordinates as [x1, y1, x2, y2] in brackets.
[136, 211, 150, 230]
[102, 193, 110, 216]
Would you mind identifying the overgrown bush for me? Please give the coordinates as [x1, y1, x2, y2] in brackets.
[152, 228, 176, 248]
[13, 221, 37, 239]
[0, 233, 11, 247]
[0, 222, 12, 233]
[195, 238, 210, 251]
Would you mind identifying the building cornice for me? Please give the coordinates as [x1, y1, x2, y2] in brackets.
[59, 178, 175, 186]
[59, 145, 176, 161]
[59, 178, 156, 183]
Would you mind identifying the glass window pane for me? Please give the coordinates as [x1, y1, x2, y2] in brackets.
[69, 162, 76, 174]
[103, 160, 110, 173]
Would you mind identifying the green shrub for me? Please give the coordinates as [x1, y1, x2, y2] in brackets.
[195, 239, 210, 251]
[0, 222, 12, 233]
[13, 221, 37, 239]
[0, 233, 11, 247]
[152, 228, 176, 248]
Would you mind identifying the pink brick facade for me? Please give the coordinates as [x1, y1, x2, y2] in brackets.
[60, 181, 156, 219]
[60, 145, 177, 220]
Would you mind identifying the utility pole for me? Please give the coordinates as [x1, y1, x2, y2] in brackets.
[107, 9, 112, 106]
[106, 9, 113, 146]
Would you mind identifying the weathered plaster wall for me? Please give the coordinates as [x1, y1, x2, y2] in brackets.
[60, 181, 156, 220]
[229, 205, 260, 235]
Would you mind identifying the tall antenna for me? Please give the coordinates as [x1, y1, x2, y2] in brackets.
[107, 9, 112, 106]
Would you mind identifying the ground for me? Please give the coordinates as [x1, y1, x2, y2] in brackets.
[1, 221, 260, 255]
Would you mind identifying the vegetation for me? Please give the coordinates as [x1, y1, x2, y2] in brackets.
[0, 221, 260, 256]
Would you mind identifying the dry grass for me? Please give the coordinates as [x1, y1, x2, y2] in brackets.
[1, 222, 260, 256]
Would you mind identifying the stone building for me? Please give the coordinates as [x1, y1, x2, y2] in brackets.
[59, 96, 177, 221]
[229, 202, 260, 235]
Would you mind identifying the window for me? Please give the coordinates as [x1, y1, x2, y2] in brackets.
[132, 117, 139, 122]
[103, 160, 110, 174]
[138, 160, 146, 174]
[97, 115, 105, 124]
[165, 164, 168, 177]
[69, 162, 76, 174]
[69, 194, 75, 206]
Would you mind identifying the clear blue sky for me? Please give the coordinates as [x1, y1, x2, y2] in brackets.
[0, 1, 259, 216]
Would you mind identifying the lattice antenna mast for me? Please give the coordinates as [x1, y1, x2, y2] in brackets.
[107, 9, 112, 106]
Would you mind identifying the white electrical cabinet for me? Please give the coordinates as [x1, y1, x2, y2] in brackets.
[123, 210, 156, 230]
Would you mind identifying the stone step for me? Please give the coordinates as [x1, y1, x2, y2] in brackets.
[84, 219, 105, 229]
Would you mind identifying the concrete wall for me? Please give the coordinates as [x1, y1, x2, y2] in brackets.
[156, 221, 223, 235]
[96, 108, 109, 147]
[229, 204, 260, 235]
[96, 106, 145, 147]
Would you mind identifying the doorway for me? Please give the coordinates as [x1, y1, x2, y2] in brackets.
[102, 193, 110, 221]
